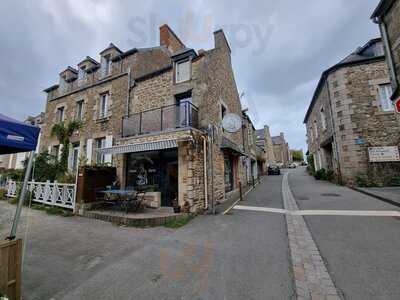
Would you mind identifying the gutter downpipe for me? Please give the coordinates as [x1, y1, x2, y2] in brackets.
[201, 135, 208, 210]
[125, 68, 132, 117]
[325, 78, 343, 184]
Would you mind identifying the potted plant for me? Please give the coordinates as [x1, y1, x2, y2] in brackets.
[182, 200, 190, 213]
[172, 197, 180, 213]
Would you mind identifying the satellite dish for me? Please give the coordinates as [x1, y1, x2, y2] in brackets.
[222, 113, 242, 133]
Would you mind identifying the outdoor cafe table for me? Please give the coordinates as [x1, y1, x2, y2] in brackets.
[99, 189, 140, 212]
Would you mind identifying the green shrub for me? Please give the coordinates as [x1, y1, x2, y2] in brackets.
[307, 154, 315, 175]
[326, 170, 335, 182]
[0, 188, 6, 200]
[389, 176, 400, 187]
[55, 172, 76, 183]
[314, 168, 327, 180]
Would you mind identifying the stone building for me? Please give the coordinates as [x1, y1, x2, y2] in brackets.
[304, 38, 400, 185]
[0, 113, 44, 170]
[272, 133, 290, 167]
[256, 125, 276, 172]
[372, 0, 400, 105]
[40, 24, 258, 212]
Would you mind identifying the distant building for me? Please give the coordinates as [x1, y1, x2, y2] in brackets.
[372, 0, 400, 104]
[272, 133, 290, 167]
[0, 113, 44, 170]
[304, 38, 400, 185]
[256, 125, 276, 171]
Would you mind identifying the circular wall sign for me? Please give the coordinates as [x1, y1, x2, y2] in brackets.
[222, 113, 242, 133]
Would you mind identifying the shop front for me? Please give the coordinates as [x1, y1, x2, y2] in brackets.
[125, 149, 178, 207]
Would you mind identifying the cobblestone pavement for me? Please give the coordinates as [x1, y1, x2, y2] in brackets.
[282, 172, 341, 300]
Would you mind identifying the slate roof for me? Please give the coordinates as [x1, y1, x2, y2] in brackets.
[303, 38, 384, 124]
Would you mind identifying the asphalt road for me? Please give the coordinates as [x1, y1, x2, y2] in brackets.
[0, 174, 294, 300]
[3, 168, 399, 299]
[288, 167, 400, 300]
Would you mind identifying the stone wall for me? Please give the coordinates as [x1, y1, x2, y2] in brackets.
[306, 58, 400, 185]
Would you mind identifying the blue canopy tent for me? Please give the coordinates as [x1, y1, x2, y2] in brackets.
[0, 113, 40, 240]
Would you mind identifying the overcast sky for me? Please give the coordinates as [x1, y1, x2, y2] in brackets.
[0, 0, 381, 152]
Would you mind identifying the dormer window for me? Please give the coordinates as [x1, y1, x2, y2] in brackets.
[101, 54, 112, 77]
[175, 59, 190, 83]
[78, 65, 87, 86]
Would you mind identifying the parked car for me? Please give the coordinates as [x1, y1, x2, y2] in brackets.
[289, 163, 297, 168]
[268, 165, 281, 175]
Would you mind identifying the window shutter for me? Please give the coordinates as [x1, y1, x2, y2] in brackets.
[86, 139, 93, 164]
[104, 136, 113, 163]
[68, 146, 74, 171]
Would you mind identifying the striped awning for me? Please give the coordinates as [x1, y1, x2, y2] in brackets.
[98, 139, 179, 155]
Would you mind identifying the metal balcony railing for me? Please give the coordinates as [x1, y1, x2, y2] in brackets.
[122, 101, 199, 137]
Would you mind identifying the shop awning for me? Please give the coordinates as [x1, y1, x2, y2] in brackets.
[0, 113, 40, 154]
[98, 139, 180, 155]
[220, 137, 245, 156]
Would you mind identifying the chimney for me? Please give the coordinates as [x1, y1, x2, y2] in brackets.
[159, 24, 185, 53]
[213, 29, 231, 53]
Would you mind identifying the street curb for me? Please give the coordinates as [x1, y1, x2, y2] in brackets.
[350, 187, 400, 208]
[222, 177, 263, 215]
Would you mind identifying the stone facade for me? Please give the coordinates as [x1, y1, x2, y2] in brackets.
[372, 0, 400, 101]
[305, 38, 400, 185]
[272, 133, 290, 167]
[256, 125, 276, 172]
[40, 24, 254, 212]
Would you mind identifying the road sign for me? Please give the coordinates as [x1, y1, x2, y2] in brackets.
[395, 98, 400, 114]
[368, 146, 400, 162]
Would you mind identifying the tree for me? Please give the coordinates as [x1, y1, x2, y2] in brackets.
[51, 121, 82, 172]
[291, 150, 304, 162]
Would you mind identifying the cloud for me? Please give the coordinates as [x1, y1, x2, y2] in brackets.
[0, 0, 381, 152]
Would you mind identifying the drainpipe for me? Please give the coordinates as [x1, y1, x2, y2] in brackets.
[125, 68, 132, 117]
[201, 135, 208, 209]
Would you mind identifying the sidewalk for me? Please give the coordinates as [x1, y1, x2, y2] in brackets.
[352, 186, 400, 207]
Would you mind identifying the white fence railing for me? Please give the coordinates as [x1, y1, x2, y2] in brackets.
[6, 180, 76, 210]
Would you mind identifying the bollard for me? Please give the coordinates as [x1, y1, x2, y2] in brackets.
[239, 181, 243, 201]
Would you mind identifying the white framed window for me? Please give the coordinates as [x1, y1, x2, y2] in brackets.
[320, 107, 327, 130]
[101, 54, 112, 77]
[56, 107, 65, 123]
[78, 66, 87, 86]
[378, 84, 394, 111]
[75, 100, 84, 121]
[95, 137, 106, 164]
[175, 59, 190, 83]
[69, 143, 80, 171]
[99, 93, 109, 118]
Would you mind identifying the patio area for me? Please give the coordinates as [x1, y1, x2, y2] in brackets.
[83, 207, 187, 227]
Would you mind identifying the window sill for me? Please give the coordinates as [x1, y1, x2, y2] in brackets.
[174, 78, 191, 85]
[96, 116, 111, 123]
[375, 110, 395, 115]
